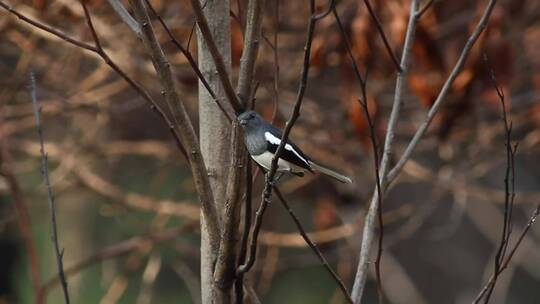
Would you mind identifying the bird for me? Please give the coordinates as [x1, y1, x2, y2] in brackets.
[237, 110, 352, 183]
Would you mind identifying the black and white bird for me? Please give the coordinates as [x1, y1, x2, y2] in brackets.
[238, 110, 352, 183]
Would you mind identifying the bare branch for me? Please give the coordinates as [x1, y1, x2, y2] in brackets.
[313, 0, 335, 20]
[189, 0, 243, 114]
[352, 1, 499, 302]
[351, 1, 420, 302]
[362, 0, 402, 72]
[106, 0, 141, 35]
[30, 73, 70, 304]
[386, 0, 498, 184]
[236, 0, 266, 105]
[473, 203, 540, 303]
[144, 0, 233, 122]
[417, 0, 436, 19]
[333, 8, 385, 302]
[0, 1, 96, 52]
[127, 0, 220, 250]
[80, 0, 189, 158]
[472, 53, 517, 304]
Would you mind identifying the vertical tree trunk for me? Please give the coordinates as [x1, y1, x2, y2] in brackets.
[197, 0, 232, 303]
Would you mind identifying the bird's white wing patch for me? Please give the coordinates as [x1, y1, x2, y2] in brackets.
[264, 131, 281, 145]
[264, 131, 309, 165]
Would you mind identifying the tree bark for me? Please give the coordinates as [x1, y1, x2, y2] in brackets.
[197, 0, 233, 303]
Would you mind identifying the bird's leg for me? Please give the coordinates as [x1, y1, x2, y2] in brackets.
[273, 172, 285, 184]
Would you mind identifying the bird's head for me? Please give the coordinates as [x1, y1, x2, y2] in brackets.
[237, 110, 263, 130]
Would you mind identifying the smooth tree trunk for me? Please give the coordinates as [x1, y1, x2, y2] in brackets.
[197, 0, 233, 303]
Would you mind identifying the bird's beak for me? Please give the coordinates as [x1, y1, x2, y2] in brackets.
[239, 119, 247, 126]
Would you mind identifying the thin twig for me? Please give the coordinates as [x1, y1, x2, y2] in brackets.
[274, 187, 353, 304]
[362, 0, 402, 72]
[0, 2, 96, 52]
[358, 88, 385, 304]
[474, 53, 517, 304]
[333, 9, 385, 302]
[351, 1, 420, 302]
[30, 73, 70, 304]
[472, 203, 540, 304]
[417, 0, 436, 19]
[187, 21, 197, 50]
[313, 0, 336, 20]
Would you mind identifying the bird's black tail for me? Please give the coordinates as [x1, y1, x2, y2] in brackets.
[308, 161, 352, 183]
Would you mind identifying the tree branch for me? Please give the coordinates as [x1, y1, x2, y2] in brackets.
[107, 0, 141, 35]
[236, 0, 266, 105]
[143, 0, 233, 122]
[472, 52, 518, 304]
[351, 0, 420, 302]
[417, 0, 436, 19]
[189, 0, 243, 114]
[351, 1, 498, 302]
[386, 0, 498, 184]
[472, 203, 540, 303]
[30, 73, 70, 304]
[362, 0, 402, 72]
[333, 9, 385, 302]
[127, 0, 220, 251]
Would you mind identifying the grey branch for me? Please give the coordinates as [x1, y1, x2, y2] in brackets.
[351, 0, 420, 302]
[107, 0, 141, 36]
[30, 72, 71, 304]
[351, 0, 498, 303]
[386, 0, 498, 184]
[236, 0, 266, 105]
